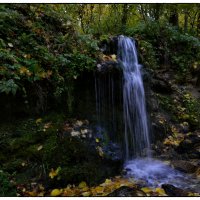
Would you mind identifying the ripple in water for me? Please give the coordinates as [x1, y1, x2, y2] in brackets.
[124, 158, 200, 193]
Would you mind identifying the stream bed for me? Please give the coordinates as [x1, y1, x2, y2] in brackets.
[124, 158, 200, 193]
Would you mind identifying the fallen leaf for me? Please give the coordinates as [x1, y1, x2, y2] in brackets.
[44, 122, 52, 129]
[155, 187, 166, 196]
[38, 192, 44, 197]
[82, 191, 91, 196]
[105, 179, 112, 184]
[36, 118, 42, 124]
[37, 145, 43, 151]
[8, 43, 13, 47]
[96, 138, 100, 143]
[27, 191, 36, 196]
[81, 187, 89, 192]
[50, 189, 62, 196]
[71, 131, 80, 137]
[141, 187, 152, 193]
[81, 129, 88, 134]
[111, 54, 117, 61]
[75, 120, 83, 126]
[39, 184, 45, 191]
[49, 167, 61, 179]
[96, 146, 104, 157]
[78, 181, 87, 189]
[95, 186, 104, 194]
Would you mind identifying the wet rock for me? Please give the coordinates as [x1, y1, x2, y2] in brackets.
[171, 160, 198, 173]
[151, 78, 172, 94]
[176, 131, 200, 157]
[107, 186, 146, 197]
[151, 112, 172, 144]
[162, 184, 189, 196]
[96, 61, 119, 73]
[151, 122, 167, 142]
[102, 142, 122, 161]
[149, 97, 159, 112]
[99, 36, 118, 55]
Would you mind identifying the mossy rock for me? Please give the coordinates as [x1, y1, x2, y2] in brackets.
[43, 136, 122, 187]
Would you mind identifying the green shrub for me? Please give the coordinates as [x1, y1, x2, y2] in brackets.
[0, 4, 99, 114]
[126, 21, 200, 79]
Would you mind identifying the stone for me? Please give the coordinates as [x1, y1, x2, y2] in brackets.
[162, 184, 189, 196]
[151, 78, 172, 94]
[171, 160, 198, 173]
[176, 131, 200, 157]
[107, 186, 146, 197]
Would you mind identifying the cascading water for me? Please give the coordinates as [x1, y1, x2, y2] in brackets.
[118, 35, 150, 159]
[117, 36, 200, 192]
[94, 36, 200, 192]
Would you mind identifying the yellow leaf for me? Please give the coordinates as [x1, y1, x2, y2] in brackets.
[8, 43, 13, 47]
[19, 66, 32, 76]
[82, 191, 91, 197]
[96, 146, 104, 157]
[111, 54, 117, 61]
[49, 167, 61, 179]
[55, 166, 61, 174]
[38, 192, 44, 197]
[155, 188, 166, 195]
[105, 179, 112, 184]
[50, 189, 62, 196]
[81, 187, 89, 192]
[39, 184, 45, 191]
[163, 138, 171, 145]
[27, 191, 36, 196]
[36, 118, 42, 124]
[96, 138, 100, 143]
[141, 187, 152, 193]
[159, 119, 164, 124]
[78, 181, 87, 189]
[24, 54, 31, 59]
[95, 186, 104, 194]
[37, 145, 43, 151]
[44, 122, 52, 129]
[63, 188, 74, 196]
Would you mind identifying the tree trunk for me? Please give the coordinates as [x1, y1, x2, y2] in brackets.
[197, 12, 200, 36]
[169, 5, 179, 27]
[184, 11, 188, 32]
[121, 4, 129, 31]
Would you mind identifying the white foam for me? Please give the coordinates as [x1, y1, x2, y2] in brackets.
[124, 158, 200, 192]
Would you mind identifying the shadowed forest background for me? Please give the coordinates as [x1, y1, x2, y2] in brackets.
[0, 3, 200, 197]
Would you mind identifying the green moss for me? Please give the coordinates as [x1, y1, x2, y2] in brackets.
[42, 136, 122, 187]
[0, 170, 16, 197]
[0, 115, 122, 188]
[2, 159, 24, 173]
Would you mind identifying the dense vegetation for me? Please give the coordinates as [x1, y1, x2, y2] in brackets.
[1, 4, 200, 116]
[0, 3, 200, 197]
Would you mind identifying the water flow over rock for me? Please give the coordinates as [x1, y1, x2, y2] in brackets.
[118, 35, 150, 159]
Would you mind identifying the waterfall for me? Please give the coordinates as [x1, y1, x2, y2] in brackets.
[118, 35, 151, 159]
[95, 36, 200, 191]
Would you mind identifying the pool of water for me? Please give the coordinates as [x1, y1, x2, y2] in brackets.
[124, 158, 200, 193]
